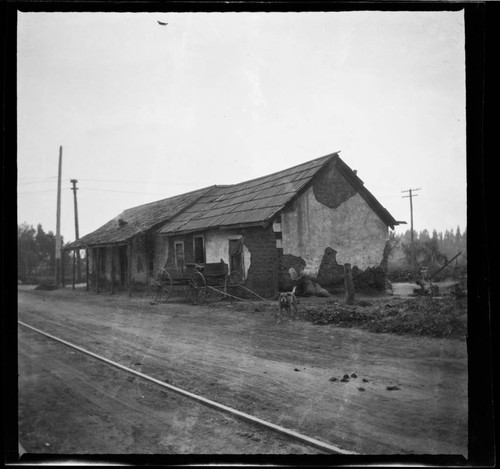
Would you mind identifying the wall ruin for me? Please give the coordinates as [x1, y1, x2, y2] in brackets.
[279, 162, 389, 290]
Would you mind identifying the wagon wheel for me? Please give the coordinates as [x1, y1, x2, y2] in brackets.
[149, 275, 162, 302]
[190, 271, 207, 304]
[150, 269, 172, 303]
[158, 269, 173, 302]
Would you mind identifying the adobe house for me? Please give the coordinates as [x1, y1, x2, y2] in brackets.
[157, 152, 401, 297]
[63, 186, 213, 293]
[65, 152, 401, 297]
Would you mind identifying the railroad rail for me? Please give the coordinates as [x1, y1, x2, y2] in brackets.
[18, 320, 357, 455]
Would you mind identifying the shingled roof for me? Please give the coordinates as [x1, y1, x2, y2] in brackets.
[65, 186, 213, 250]
[159, 152, 399, 235]
[66, 152, 399, 250]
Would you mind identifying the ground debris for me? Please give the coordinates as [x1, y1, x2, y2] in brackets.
[301, 296, 466, 338]
[386, 386, 401, 391]
[357, 300, 373, 307]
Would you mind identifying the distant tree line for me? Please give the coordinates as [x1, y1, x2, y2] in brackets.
[388, 226, 467, 280]
[17, 222, 84, 283]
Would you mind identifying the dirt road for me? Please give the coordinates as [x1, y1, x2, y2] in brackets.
[18, 326, 319, 454]
[17, 287, 467, 455]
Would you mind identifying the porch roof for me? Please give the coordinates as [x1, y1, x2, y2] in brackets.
[64, 186, 214, 250]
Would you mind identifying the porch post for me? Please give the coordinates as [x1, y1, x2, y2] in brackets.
[86, 247, 90, 291]
[128, 240, 133, 297]
[96, 248, 100, 293]
[111, 245, 115, 295]
[344, 263, 355, 305]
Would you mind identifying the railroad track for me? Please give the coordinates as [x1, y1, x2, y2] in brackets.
[18, 320, 357, 455]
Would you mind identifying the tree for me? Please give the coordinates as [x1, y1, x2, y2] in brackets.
[18, 223, 37, 281]
[18, 223, 69, 282]
[35, 224, 56, 274]
[419, 229, 430, 242]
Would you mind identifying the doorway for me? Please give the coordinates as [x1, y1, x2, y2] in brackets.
[118, 245, 128, 286]
[229, 238, 244, 279]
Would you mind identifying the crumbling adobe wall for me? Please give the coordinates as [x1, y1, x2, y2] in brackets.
[351, 239, 391, 291]
[316, 247, 346, 287]
[313, 161, 357, 208]
[278, 253, 307, 291]
[204, 229, 251, 277]
[280, 160, 389, 290]
[242, 225, 279, 298]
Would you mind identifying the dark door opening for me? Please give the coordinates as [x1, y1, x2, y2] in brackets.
[194, 236, 205, 264]
[119, 245, 128, 286]
[229, 238, 244, 279]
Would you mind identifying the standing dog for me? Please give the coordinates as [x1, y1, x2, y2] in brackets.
[276, 286, 298, 322]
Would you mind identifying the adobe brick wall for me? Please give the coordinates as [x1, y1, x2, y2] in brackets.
[242, 225, 279, 298]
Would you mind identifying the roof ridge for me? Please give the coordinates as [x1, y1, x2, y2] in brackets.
[218, 152, 339, 190]
[158, 152, 343, 235]
[121, 184, 216, 214]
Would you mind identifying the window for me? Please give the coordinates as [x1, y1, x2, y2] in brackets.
[193, 236, 205, 264]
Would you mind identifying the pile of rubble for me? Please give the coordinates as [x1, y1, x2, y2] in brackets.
[300, 296, 467, 338]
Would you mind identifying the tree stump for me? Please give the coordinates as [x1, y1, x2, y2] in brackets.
[344, 263, 355, 305]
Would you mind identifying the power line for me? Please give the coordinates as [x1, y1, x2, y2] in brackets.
[18, 189, 58, 194]
[78, 178, 201, 186]
[18, 180, 59, 186]
[19, 187, 171, 196]
[78, 178, 157, 184]
[78, 187, 170, 195]
[18, 176, 57, 181]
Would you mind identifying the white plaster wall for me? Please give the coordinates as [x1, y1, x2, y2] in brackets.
[155, 235, 170, 271]
[205, 230, 251, 278]
[281, 186, 388, 275]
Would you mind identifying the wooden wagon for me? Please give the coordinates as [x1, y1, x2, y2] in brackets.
[149, 261, 245, 305]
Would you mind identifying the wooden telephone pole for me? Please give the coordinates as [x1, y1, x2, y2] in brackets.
[402, 187, 421, 272]
[70, 179, 82, 282]
[55, 146, 63, 286]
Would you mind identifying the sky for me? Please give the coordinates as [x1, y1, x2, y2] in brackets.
[17, 10, 466, 243]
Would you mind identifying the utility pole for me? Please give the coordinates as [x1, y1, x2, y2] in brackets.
[55, 146, 63, 286]
[402, 187, 421, 273]
[70, 179, 82, 282]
